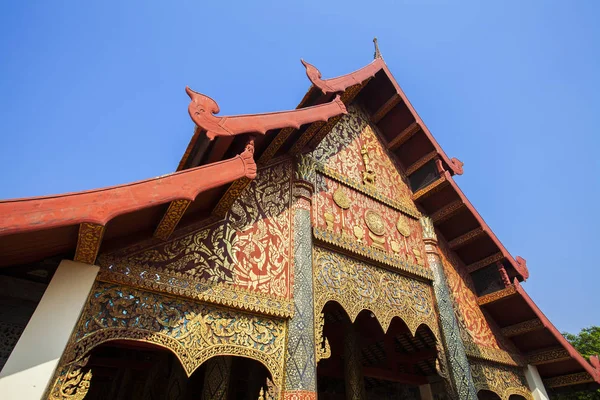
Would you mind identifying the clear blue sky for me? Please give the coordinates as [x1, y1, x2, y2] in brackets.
[0, 1, 598, 333]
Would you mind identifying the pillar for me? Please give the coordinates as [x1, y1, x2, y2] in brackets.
[0, 259, 99, 400]
[283, 155, 318, 399]
[201, 356, 232, 400]
[419, 383, 434, 400]
[524, 364, 550, 400]
[343, 323, 366, 400]
[420, 217, 478, 400]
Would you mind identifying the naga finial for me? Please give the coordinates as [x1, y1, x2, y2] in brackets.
[373, 37, 382, 60]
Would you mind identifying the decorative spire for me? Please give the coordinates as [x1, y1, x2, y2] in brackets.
[373, 37, 382, 59]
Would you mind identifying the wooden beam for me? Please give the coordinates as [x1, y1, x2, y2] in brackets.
[544, 372, 594, 388]
[388, 122, 420, 150]
[412, 175, 449, 202]
[74, 223, 105, 265]
[154, 199, 191, 241]
[448, 227, 485, 249]
[477, 285, 517, 306]
[372, 93, 401, 124]
[431, 200, 465, 224]
[500, 318, 543, 337]
[527, 347, 571, 366]
[465, 252, 504, 273]
[405, 151, 438, 176]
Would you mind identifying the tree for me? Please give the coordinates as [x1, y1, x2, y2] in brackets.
[553, 326, 600, 400]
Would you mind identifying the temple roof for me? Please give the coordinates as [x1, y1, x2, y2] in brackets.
[0, 44, 598, 389]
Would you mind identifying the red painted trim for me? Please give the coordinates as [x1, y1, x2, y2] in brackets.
[514, 280, 600, 382]
[444, 174, 530, 280]
[301, 58, 383, 94]
[301, 59, 464, 176]
[0, 144, 257, 236]
[186, 87, 347, 140]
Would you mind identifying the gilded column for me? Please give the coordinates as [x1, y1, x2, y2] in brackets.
[343, 322, 366, 400]
[283, 155, 318, 400]
[201, 356, 232, 400]
[420, 217, 478, 400]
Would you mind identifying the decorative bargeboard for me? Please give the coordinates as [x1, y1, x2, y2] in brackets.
[97, 161, 294, 318]
[48, 281, 287, 399]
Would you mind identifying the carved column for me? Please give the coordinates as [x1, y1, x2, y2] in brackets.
[201, 356, 232, 400]
[420, 217, 478, 400]
[343, 322, 366, 400]
[283, 155, 318, 399]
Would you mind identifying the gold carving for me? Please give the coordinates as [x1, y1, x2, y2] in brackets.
[396, 217, 411, 237]
[333, 187, 351, 209]
[259, 127, 295, 164]
[544, 371, 594, 388]
[364, 210, 385, 236]
[527, 347, 570, 365]
[477, 285, 518, 305]
[49, 358, 92, 400]
[353, 225, 365, 243]
[315, 312, 331, 363]
[501, 319, 544, 337]
[313, 246, 438, 335]
[360, 144, 376, 187]
[368, 231, 386, 250]
[448, 227, 485, 249]
[390, 239, 402, 256]
[52, 282, 286, 392]
[74, 223, 105, 265]
[154, 199, 191, 240]
[431, 199, 464, 224]
[412, 248, 424, 267]
[412, 175, 449, 201]
[315, 163, 420, 219]
[471, 360, 533, 400]
[313, 227, 433, 281]
[212, 177, 252, 218]
[324, 211, 335, 232]
[405, 150, 438, 176]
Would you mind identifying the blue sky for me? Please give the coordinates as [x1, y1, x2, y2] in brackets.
[0, 1, 598, 333]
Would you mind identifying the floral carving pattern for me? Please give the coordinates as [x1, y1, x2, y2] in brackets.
[437, 239, 523, 365]
[50, 282, 286, 394]
[98, 162, 293, 315]
[471, 360, 532, 400]
[313, 246, 438, 336]
[310, 104, 416, 214]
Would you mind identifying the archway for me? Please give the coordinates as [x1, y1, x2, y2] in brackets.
[317, 301, 445, 399]
[478, 390, 502, 400]
[81, 340, 274, 400]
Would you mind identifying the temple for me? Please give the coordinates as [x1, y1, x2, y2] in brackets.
[0, 41, 598, 400]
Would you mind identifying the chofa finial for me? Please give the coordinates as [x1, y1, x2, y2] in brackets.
[373, 37, 382, 59]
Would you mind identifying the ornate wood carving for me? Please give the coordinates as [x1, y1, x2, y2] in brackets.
[154, 199, 191, 241]
[449, 227, 485, 249]
[500, 319, 544, 337]
[412, 174, 449, 201]
[186, 87, 347, 140]
[477, 286, 518, 305]
[527, 347, 571, 365]
[470, 360, 533, 400]
[371, 93, 401, 124]
[74, 223, 105, 265]
[431, 200, 465, 224]
[405, 150, 438, 176]
[301, 59, 382, 94]
[544, 372, 594, 388]
[466, 252, 504, 273]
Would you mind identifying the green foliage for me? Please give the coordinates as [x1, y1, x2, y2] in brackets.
[553, 326, 600, 400]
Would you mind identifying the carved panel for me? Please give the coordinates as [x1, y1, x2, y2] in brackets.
[49, 281, 287, 396]
[310, 104, 417, 216]
[314, 174, 426, 268]
[471, 360, 533, 400]
[97, 162, 293, 317]
[437, 239, 524, 366]
[313, 246, 438, 336]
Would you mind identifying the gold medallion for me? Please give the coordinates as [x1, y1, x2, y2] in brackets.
[364, 210, 385, 236]
[396, 217, 411, 237]
[333, 187, 351, 209]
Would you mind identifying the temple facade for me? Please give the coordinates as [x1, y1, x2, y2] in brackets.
[0, 44, 599, 400]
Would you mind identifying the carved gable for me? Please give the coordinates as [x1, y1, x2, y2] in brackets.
[97, 161, 294, 317]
